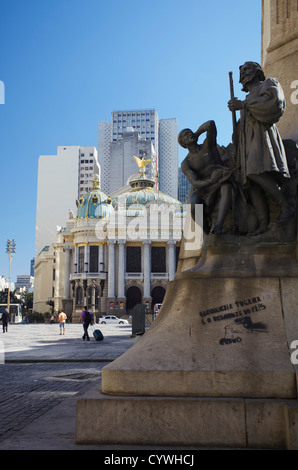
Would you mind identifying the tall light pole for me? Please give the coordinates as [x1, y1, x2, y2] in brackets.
[6, 239, 16, 313]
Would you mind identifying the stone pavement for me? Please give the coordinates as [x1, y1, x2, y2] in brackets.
[0, 322, 145, 450]
[0, 323, 255, 454]
[0, 322, 135, 363]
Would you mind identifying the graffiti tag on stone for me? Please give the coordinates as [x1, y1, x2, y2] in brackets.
[199, 296, 268, 346]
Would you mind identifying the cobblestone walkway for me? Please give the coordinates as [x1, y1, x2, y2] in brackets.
[0, 362, 107, 443]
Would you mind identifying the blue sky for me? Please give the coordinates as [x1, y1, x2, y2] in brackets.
[0, 0, 262, 281]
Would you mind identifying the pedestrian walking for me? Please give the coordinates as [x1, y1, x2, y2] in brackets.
[58, 309, 67, 335]
[79, 306, 91, 341]
[23, 312, 29, 324]
[1, 308, 9, 333]
[50, 314, 55, 324]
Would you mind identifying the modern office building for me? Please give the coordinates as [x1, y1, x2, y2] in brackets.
[98, 109, 178, 199]
[15, 275, 34, 292]
[106, 128, 157, 194]
[30, 258, 35, 277]
[35, 146, 100, 259]
[178, 167, 192, 203]
[158, 117, 179, 199]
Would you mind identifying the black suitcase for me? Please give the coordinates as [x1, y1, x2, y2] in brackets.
[93, 329, 104, 341]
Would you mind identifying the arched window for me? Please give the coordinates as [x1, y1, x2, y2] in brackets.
[151, 286, 166, 306]
[126, 286, 142, 311]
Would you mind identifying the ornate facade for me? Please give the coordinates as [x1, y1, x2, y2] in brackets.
[33, 161, 185, 321]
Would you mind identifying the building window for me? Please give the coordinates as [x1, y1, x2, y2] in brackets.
[89, 245, 99, 273]
[78, 247, 84, 273]
[151, 246, 166, 272]
[126, 246, 141, 272]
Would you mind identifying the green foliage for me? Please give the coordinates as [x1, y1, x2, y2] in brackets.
[0, 289, 20, 304]
[28, 311, 52, 323]
[23, 291, 33, 309]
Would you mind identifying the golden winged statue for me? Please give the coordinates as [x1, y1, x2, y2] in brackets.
[133, 155, 153, 174]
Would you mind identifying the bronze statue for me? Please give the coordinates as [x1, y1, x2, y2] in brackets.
[179, 120, 235, 234]
[228, 61, 294, 231]
[179, 62, 298, 240]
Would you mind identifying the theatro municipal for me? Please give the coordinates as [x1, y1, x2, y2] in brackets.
[33, 158, 185, 321]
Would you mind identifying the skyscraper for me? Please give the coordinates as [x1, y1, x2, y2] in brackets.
[178, 167, 191, 203]
[98, 109, 178, 199]
[35, 146, 100, 258]
[30, 258, 35, 277]
[107, 128, 156, 194]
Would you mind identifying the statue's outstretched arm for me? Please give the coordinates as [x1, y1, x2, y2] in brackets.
[194, 120, 217, 145]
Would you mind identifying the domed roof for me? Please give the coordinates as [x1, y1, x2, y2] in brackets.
[112, 157, 183, 211]
[76, 175, 113, 219]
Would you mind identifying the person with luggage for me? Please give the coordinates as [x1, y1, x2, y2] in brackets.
[79, 306, 91, 341]
[58, 309, 67, 335]
[1, 308, 9, 333]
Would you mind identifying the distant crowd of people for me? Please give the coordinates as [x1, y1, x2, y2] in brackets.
[1, 306, 94, 341]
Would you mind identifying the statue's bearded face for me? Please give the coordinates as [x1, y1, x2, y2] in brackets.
[239, 63, 258, 87]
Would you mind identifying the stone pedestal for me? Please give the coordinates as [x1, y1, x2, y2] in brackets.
[76, 238, 298, 448]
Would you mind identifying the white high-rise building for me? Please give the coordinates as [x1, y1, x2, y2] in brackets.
[98, 109, 178, 199]
[15, 275, 34, 292]
[158, 118, 179, 200]
[0, 276, 14, 292]
[35, 146, 100, 259]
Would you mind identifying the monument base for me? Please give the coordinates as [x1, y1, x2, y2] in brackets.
[76, 390, 298, 449]
[76, 241, 298, 448]
[100, 275, 298, 398]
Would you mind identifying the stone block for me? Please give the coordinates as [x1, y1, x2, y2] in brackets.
[76, 393, 246, 447]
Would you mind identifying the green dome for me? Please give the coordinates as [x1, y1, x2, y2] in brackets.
[112, 172, 183, 211]
[76, 175, 113, 219]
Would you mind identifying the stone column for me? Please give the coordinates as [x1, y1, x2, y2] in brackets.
[168, 241, 176, 281]
[108, 240, 116, 298]
[84, 244, 90, 273]
[118, 240, 126, 299]
[143, 240, 151, 299]
[91, 285, 96, 314]
[63, 247, 72, 299]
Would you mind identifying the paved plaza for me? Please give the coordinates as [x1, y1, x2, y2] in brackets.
[0, 323, 240, 453]
[0, 322, 140, 450]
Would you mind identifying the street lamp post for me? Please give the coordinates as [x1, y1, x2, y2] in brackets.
[6, 239, 16, 314]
